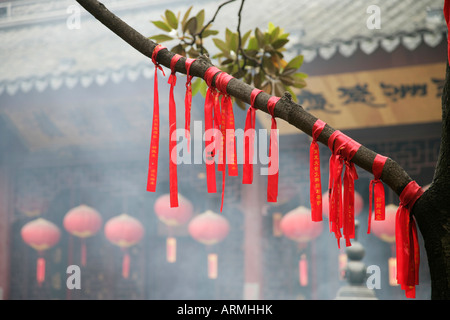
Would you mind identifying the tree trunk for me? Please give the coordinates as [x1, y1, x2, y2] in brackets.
[413, 63, 450, 299]
[75, 0, 450, 299]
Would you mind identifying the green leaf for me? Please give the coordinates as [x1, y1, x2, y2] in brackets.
[199, 79, 208, 97]
[270, 26, 280, 43]
[267, 22, 276, 34]
[292, 73, 307, 88]
[151, 20, 172, 32]
[295, 72, 308, 79]
[201, 29, 219, 38]
[181, 6, 193, 28]
[279, 75, 294, 86]
[149, 34, 174, 43]
[195, 9, 205, 33]
[184, 17, 197, 35]
[241, 30, 252, 47]
[255, 28, 265, 48]
[191, 78, 203, 97]
[285, 55, 304, 70]
[171, 44, 185, 56]
[247, 37, 259, 51]
[165, 10, 178, 29]
[213, 38, 230, 56]
[272, 38, 289, 50]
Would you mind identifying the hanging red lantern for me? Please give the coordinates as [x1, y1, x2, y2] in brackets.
[188, 210, 230, 279]
[154, 193, 193, 263]
[280, 206, 323, 287]
[104, 213, 144, 279]
[21, 218, 61, 286]
[371, 204, 398, 286]
[63, 204, 103, 266]
[322, 188, 364, 220]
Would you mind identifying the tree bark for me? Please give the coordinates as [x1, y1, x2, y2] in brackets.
[412, 63, 450, 299]
[75, 0, 450, 299]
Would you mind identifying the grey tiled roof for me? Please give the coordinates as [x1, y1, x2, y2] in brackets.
[0, 0, 446, 96]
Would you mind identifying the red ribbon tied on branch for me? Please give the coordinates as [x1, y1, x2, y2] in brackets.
[215, 71, 237, 212]
[243, 89, 263, 185]
[367, 154, 387, 233]
[310, 119, 326, 221]
[168, 54, 183, 208]
[327, 130, 361, 247]
[396, 180, 423, 299]
[147, 44, 166, 193]
[185, 58, 195, 153]
[203, 67, 237, 211]
[267, 96, 280, 203]
[203, 66, 222, 194]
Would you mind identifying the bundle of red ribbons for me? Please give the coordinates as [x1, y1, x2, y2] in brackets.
[147, 46, 279, 211]
[308, 119, 423, 298]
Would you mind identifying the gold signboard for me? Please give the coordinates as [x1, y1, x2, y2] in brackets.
[258, 62, 445, 135]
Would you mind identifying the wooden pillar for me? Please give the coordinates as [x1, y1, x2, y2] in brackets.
[0, 167, 12, 299]
[242, 173, 263, 300]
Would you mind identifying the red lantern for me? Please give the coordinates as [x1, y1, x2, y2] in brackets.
[21, 218, 61, 286]
[322, 189, 364, 220]
[371, 204, 398, 286]
[63, 204, 103, 266]
[154, 193, 193, 263]
[280, 206, 323, 287]
[188, 210, 230, 279]
[104, 213, 144, 279]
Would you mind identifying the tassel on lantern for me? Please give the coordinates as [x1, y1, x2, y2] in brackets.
[208, 253, 218, 279]
[36, 256, 46, 286]
[339, 250, 347, 280]
[166, 237, 177, 263]
[81, 239, 87, 266]
[122, 250, 130, 279]
[389, 257, 398, 286]
[299, 254, 308, 286]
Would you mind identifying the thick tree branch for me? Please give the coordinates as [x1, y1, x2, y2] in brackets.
[75, 0, 414, 197]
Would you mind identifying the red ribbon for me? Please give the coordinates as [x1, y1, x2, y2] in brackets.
[215, 71, 235, 211]
[243, 89, 263, 184]
[327, 130, 361, 247]
[396, 180, 423, 298]
[310, 119, 326, 221]
[147, 44, 166, 193]
[367, 154, 387, 233]
[444, 0, 450, 65]
[185, 58, 195, 153]
[203, 67, 222, 194]
[168, 54, 182, 207]
[267, 96, 280, 203]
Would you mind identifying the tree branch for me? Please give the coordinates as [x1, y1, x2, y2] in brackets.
[75, 0, 414, 197]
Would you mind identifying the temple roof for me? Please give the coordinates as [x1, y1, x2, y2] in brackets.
[0, 0, 446, 96]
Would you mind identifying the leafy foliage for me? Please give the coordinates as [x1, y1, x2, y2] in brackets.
[149, 7, 307, 108]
